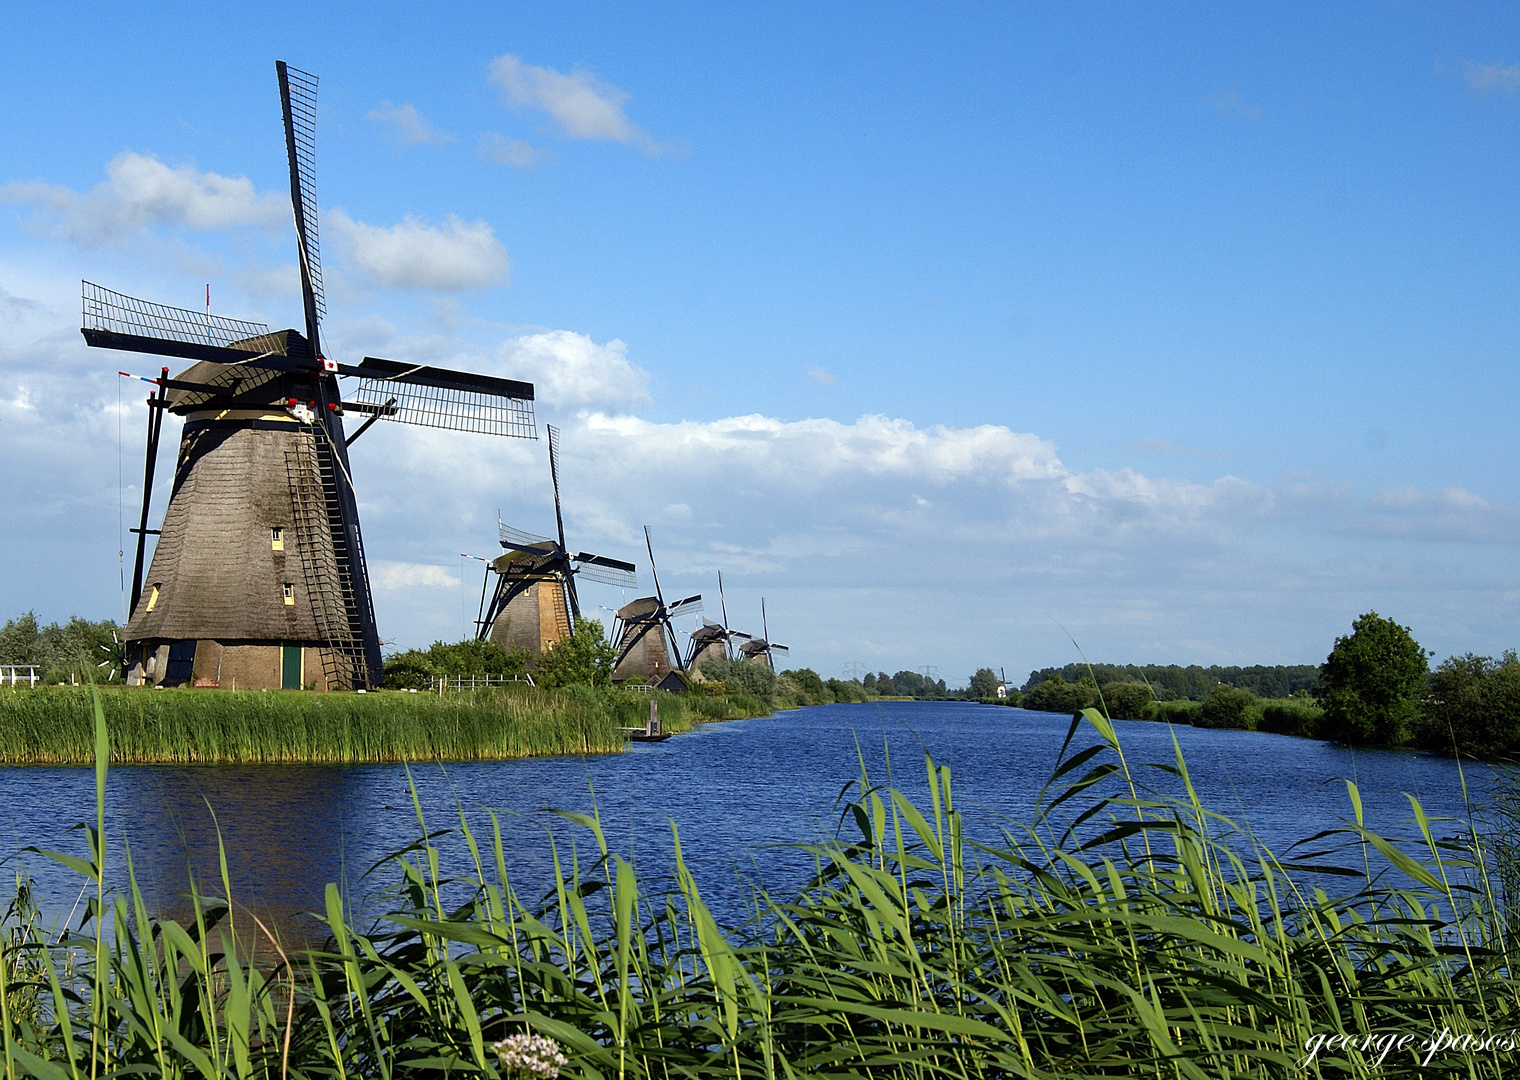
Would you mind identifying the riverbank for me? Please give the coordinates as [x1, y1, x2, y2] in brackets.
[0, 683, 765, 764]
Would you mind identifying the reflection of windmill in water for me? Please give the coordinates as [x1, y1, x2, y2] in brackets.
[610, 527, 701, 688]
[738, 598, 789, 669]
[684, 571, 750, 674]
[86, 62, 536, 690]
[478, 424, 637, 656]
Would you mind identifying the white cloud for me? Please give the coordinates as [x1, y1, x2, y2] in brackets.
[1204, 89, 1263, 121]
[807, 366, 836, 385]
[373, 561, 460, 590]
[368, 102, 454, 146]
[327, 209, 510, 291]
[1464, 61, 1520, 94]
[479, 133, 550, 168]
[488, 55, 660, 152]
[1, 152, 286, 245]
[498, 330, 650, 410]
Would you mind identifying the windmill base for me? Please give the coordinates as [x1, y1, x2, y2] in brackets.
[125, 638, 357, 691]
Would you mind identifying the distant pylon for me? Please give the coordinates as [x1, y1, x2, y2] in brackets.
[843, 661, 865, 681]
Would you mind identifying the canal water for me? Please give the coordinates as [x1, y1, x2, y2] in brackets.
[0, 702, 1497, 938]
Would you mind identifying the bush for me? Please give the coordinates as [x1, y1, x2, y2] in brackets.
[1099, 682, 1153, 720]
[1197, 685, 1258, 730]
[0, 611, 122, 683]
[1319, 612, 1429, 746]
[1022, 674, 1097, 715]
[383, 638, 529, 689]
[781, 668, 833, 705]
[700, 658, 778, 702]
[1258, 699, 1323, 738]
[1416, 651, 1520, 759]
[826, 678, 869, 703]
[1153, 699, 1204, 726]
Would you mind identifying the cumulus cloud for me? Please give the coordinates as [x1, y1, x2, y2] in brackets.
[373, 561, 460, 590]
[479, 133, 550, 168]
[1464, 61, 1520, 93]
[327, 209, 510, 290]
[498, 330, 650, 410]
[488, 55, 661, 152]
[1336, 485, 1520, 544]
[807, 366, 836, 385]
[1, 151, 287, 245]
[368, 102, 454, 146]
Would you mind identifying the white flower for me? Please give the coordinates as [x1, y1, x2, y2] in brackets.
[491, 1032, 568, 1079]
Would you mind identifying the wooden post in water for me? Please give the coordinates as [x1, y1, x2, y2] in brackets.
[648, 698, 660, 738]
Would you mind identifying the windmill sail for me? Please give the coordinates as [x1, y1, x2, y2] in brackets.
[349, 358, 535, 438]
[276, 61, 325, 354]
[572, 553, 637, 588]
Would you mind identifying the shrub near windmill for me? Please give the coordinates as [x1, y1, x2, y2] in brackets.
[88, 63, 536, 691]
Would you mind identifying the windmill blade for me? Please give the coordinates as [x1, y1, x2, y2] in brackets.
[82, 281, 292, 365]
[667, 595, 703, 620]
[548, 424, 567, 552]
[499, 520, 555, 550]
[572, 552, 637, 589]
[348, 357, 535, 438]
[276, 61, 325, 354]
[768, 643, 790, 657]
[728, 629, 753, 641]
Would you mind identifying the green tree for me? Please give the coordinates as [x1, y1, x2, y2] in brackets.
[1099, 681, 1153, 721]
[1319, 612, 1429, 746]
[781, 668, 833, 704]
[1417, 651, 1520, 759]
[700, 657, 779, 702]
[537, 617, 618, 688]
[968, 668, 1000, 700]
[1197, 684, 1257, 730]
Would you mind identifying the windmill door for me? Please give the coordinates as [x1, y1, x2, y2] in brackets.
[281, 646, 303, 690]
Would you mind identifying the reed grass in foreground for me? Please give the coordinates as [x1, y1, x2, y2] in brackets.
[3, 698, 1519, 1078]
[0, 684, 680, 763]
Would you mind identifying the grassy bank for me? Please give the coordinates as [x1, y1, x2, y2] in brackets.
[0, 683, 764, 764]
[4, 700, 1519, 1077]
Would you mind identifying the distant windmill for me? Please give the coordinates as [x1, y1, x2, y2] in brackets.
[611, 527, 701, 686]
[86, 62, 535, 691]
[684, 570, 751, 673]
[478, 425, 637, 656]
[739, 597, 790, 669]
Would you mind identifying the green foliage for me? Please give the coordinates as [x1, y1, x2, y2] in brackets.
[1417, 651, 1520, 759]
[1022, 673, 1097, 715]
[1319, 611, 1429, 746]
[826, 677, 870, 703]
[968, 667, 1000, 699]
[537, 616, 618, 689]
[1197, 684, 1258, 730]
[1023, 660, 1319, 701]
[0, 610, 122, 683]
[866, 669, 950, 698]
[700, 657, 778, 702]
[1098, 681, 1153, 720]
[781, 667, 834, 704]
[382, 637, 529, 689]
[1153, 698, 1204, 725]
[8, 707, 1520, 1077]
[1258, 698, 1324, 738]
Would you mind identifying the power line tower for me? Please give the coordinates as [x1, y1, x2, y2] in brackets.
[843, 661, 866, 681]
[921, 665, 941, 683]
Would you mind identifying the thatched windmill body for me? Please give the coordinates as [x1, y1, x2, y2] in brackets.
[479, 425, 637, 656]
[610, 528, 700, 687]
[683, 571, 749, 674]
[90, 63, 536, 690]
[738, 598, 789, 670]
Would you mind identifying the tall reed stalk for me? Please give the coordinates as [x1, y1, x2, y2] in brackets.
[2, 699, 1519, 1076]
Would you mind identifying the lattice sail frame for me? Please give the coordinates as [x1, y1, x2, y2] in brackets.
[278, 63, 325, 321]
[574, 557, 638, 588]
[351, 378, 536, 438]
[82, 281, 285, 354]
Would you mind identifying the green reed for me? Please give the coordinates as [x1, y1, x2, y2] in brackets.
[3, 696, 1519, 1077]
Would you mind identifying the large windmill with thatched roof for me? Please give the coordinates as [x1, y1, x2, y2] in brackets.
[87, 62, 536, 691]
[684, 571, 750, 672]
[610, 527, 701, 687]
[478, 424, 638, 657]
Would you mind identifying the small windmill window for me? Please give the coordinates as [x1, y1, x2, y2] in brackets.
[283, 583, 295, 605]
[271, 527, 284, 551]
[146, 585, 160, 612]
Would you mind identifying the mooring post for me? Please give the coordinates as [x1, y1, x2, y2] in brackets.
[648, 697, 660, 737]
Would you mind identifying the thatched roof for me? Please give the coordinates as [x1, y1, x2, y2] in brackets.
[612, 596, 673, 682]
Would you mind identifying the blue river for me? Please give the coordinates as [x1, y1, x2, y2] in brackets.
[0, 702, 1498, 940]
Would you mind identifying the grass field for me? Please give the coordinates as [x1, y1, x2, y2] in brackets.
[0, 683, 761, 764]
[2, 698, 1517, 1077]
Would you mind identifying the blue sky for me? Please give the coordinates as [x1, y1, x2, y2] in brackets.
[3, 3, 1519, 684]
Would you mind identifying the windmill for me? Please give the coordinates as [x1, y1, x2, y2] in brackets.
[86, 62, 536, 691]
[477, 424, 637, 656]
[683, 570, 750, 674]
[610, 527, 701, 686]
[739, 598, 790, 670]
